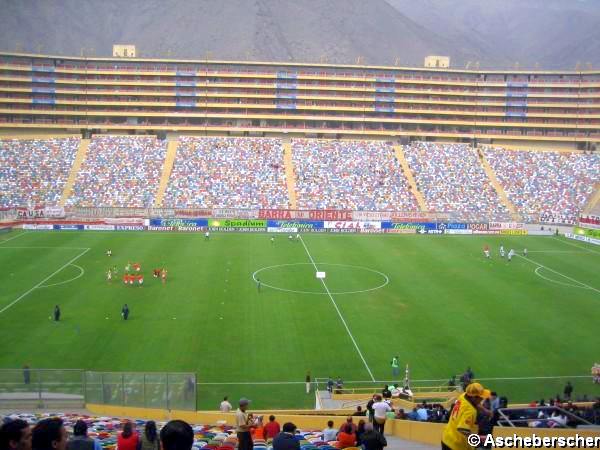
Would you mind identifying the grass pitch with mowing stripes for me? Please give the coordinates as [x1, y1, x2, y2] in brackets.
[0, 230, 598, 409]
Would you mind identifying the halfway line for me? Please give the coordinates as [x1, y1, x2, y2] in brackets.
[0, 247, 90, 315]
[299, 235, 376, 382]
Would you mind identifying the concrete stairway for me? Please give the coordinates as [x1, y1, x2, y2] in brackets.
[59, 138, 90, 207]
[582, 183, 600, 215]
[154, 139, 179, 208]
[282, 140, 298, 209]
[479, 150, 522, 222]
[392, 145, 428, 212]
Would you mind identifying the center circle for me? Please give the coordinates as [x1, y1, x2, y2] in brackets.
[252, 263, 389, 295]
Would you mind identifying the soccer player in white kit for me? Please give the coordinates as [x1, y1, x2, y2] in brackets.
[500, 245, 505, 258]
[508, 249, 515, 261]
[205, 231, 210, 240]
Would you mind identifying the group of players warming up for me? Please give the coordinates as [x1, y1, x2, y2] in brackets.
[105, 250, 168, 286]
[483, 245, 527, 260]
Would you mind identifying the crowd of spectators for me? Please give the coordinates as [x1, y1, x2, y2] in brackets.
[0, 137, 79, 207]
[162, 137, 289, 209]
[67, 136, 167, 208]
[483, 148, 600, 223]
[292, 139, 417, 211]
[403, 142, 511, 221]
[0, 412, 387, 450]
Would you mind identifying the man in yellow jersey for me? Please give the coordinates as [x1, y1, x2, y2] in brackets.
[442, 382, 490, 450]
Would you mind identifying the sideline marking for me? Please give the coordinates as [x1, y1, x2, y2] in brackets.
[0, 248, 90, 315]
[534, 267, 590, 290]
[299, 235, 376, 382]
[0, 246, 90, 250]
[39, 264, 85, 288]
[517, 254, 599, 295]
[552, 236, 600, 256]
[195, 374, 591, 385]
[252, 262, 389, 295]
[0, 232, 28, 244]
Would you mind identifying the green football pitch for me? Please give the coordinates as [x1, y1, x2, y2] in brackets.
[0, 229, 598, 409]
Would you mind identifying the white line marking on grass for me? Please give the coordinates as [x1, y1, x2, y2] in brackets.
[0, 246, 90, 250]
[527, 250, 588, 254]
[299, 235, 376, 382]
[0, 248, 90, 315]
[517, 254, 600, 295]
[552, 236, 600, 256]
[252, 262, 389, 295]
[38, 264, 85, 288]
[0, 231, 28, 244]
[534, 267, 590, 290]
[195, 375, 591, 385]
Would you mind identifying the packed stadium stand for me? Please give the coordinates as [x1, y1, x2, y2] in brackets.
[162, 137, 289, 209]
[483, 148, 600, 224]
[292, 139, 418, 211]
[0, 137, 79, 208]
[65, 136, 167, 208]
[403, 142, 511, 222]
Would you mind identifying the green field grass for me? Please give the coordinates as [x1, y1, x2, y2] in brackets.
[0, 230, 599, 409]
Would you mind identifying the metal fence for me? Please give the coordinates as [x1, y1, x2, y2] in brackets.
[0, 369, 196, 410]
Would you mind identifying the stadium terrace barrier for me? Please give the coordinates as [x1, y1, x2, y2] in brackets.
[84, 405, 600, 446]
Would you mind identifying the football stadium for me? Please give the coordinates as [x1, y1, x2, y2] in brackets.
[0, 1, 599, 449]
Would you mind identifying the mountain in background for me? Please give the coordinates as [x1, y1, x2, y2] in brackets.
[0, 0, 598, 69]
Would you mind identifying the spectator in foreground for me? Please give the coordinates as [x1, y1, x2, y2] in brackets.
[0, 419, 32, 450]
[372, 395, 392, 434]
[235, 398, 254, 450]
[159, 420, 194, 450]
[336, 424, 356, 449]
[322, 421, 337, 442]
[338, 417, 356, 434]
[355, 420, 366, 446]
[442, 382, 490, 450]
[67, 420, 101, 450]
[32, 418, 67, 450]
[263, 415, 281, 441]
[139, 421, 159, 450]
[360, 422, 387, 450]
[272, 423, 299, 450]
[117, 422, 138, 450]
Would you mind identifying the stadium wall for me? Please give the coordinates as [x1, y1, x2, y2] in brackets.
[86, 404, 600, 445]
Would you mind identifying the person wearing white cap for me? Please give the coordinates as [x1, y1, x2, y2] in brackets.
[442, 382, 491, 450]
[235, 398, 253, 450]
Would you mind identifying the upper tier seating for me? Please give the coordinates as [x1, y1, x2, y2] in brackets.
[292, 139, 417, 211]
[66, 136, 167, 208]
[403, 142, 510, 222]
[0, 137, 79, 208]
[162, 137, 289, 209]
[483, 148, 600, 224]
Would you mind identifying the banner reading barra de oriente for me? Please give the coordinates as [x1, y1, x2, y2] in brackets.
[208, 219, 267, 228]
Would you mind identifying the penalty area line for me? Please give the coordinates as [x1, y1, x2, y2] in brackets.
[0, 247, 90, 315]
[516, 254, 600, 295]
[299, 235, 376, 382]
